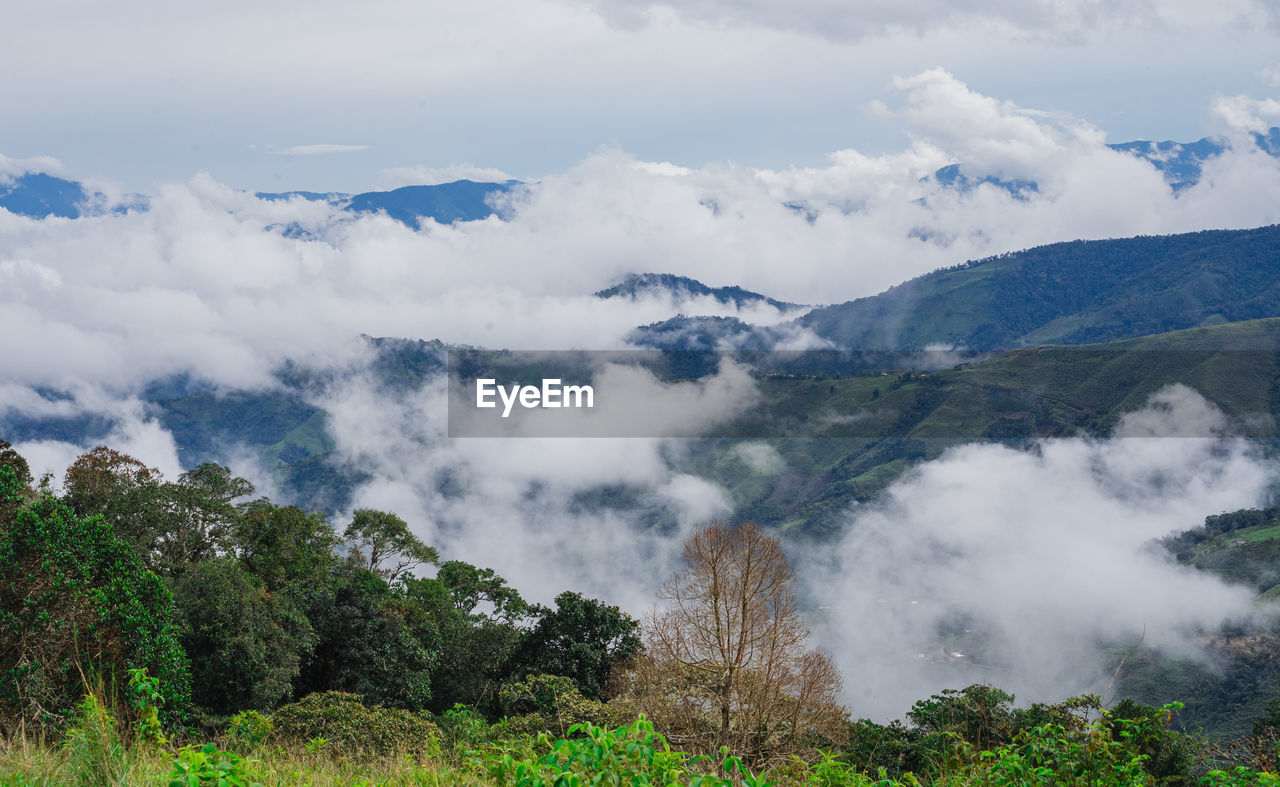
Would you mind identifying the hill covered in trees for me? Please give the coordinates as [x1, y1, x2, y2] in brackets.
[799, 224, 1280, 351]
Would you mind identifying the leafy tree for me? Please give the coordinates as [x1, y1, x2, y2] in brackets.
[402, 562, 534, 715]
[0, 467, 190, 733]
[170, 558, 316, 717]
[295, 567, 435, 710]
[62, 446, 167, 557]
[497, 673, 609, 736]
[0, 439, 32, 488]
[62, 449, 253, 573]
[233, 501, 339, 593]
[342, 508, 438, 583]
[431, 560, 533, 622]
[1104, 698, 1200, 785]
[155, 463, 254, 570]
[0, 440, 31, 525]
[507, 591, 641, 701]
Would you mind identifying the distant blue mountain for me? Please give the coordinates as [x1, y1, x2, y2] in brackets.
[1107, 134, 1232, 192]
[931, 164, 1039, 199]
[255, 190, 349, 204]
[930, 127, 1280, 196]
[0, 173, 89, 218]
[595, 273, 800, 311]
[255, 179, 519, 227]
[0, 172, 147, 218]
[345, 180, 518, 225]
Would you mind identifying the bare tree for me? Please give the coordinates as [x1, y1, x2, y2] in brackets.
[624, 521, 847, 765]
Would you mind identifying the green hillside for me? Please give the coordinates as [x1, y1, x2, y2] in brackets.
[799, 224, 1280, 351]
[672, 318, 1280, 536]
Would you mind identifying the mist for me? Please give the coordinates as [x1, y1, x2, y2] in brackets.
[804, 386, 1277, 718]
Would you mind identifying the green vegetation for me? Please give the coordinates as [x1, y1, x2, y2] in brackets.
[800, 224, 1280, 351]
[4, 449, 1280, 783]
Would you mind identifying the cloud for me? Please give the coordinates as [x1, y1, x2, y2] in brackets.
[379, 164, 516, 188]
[276, 144, 372, 156]
[805, 387, 1276, 719]
[1211, 93, 1280, 135]
[0, 153, 66, 183]
[1, 72, 1279, 396]
[581, 0, 1269, 43]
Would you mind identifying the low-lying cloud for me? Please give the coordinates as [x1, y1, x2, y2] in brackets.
[806, 386, 1277, 718]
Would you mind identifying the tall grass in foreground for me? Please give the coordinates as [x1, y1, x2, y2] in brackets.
[3, 696, 1280, 786]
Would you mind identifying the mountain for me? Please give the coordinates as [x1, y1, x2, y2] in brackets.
[930, 127, 1280, 195]
[0, 172, 89, 218]
[678, 317, 1280, 536]
[799, 224, 1280, 351]
[256, 179, 519, 227]
[596, 273, 800, 311]
[255, 190, 348, 204]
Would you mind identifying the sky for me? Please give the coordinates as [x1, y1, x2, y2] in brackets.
[2, 0, 1279, 192]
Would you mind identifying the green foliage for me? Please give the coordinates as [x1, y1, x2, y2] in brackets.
[1254, 699, 1280, 738]
[485, 715, 713, 786]
[295, 566, 434, 709]
[0, 466, 191, 732]
[269, 691, 441, 758]
[60, 693, 127, 787]
[167, 743, 264, 787]
[343, 508, 439, 582]
[171, 558, 315, 715]
[800, 224, 1280, 351]
[126, 667, 167, 745]
[61, 449, 251, 574]
[1103, 699, 1199, 784]
[498, 674, 609, 737]
[437, 703, 495, 760]
[234, 501, 339, 594]
[960, 719, 1151, 786]
[431, 561, 534, 622]
[225, 710, 272, 752]
[403, 563, 531, 714]
[507, 592, 642, 702]
[0, 440, 31, 487]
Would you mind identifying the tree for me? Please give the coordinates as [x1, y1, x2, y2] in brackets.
[0, 467, 190, 734]
[234, 501, 339, 593]
[342, 508, 438, 583]
[0, 440, 32, 525]
[401, 561, 534, 715]
[507, 591, 641, 701]
[62, 449, 253, 573]
[295, 566, 435, 710]
[171, 558, 315, 716]
[624, 520, 846, 764]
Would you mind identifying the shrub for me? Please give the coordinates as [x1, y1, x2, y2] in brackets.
[498, 673, 610, 737]
[270, 691, 440, 758]
[168, 743, 264, 787]
[225, 710, 273, 752]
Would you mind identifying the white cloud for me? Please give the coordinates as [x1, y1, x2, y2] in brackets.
[807, 387, 1276, 719]
[0, 153, 66, 183]
[1211, 93, 1280, 134]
